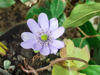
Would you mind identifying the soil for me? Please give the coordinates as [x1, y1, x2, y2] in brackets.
[0, 0, 29, 36]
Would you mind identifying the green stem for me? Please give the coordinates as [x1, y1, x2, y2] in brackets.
[77, 27, 88, 37]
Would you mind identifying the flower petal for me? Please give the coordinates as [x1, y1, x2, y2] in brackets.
[50, 40, 64, 49]
[49, 18, 58, 31]
[51, 27, 65, 39]
[50, 46, 58, 54]
[20, 39, 35, 49]
[40, 44, 50, 56]
[27, 19, 41, 33]
[21, 32, 34, 41]
[32, 42, 42, 50]
[38, 13, 49, 32]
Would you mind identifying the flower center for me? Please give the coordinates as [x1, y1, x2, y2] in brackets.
[41, 34, 48, 41]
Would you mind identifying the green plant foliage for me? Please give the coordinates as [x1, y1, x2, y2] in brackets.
[52, 65, 86, 75]
[26, 0, 51, 19]
[60, 39, 90, 68]
[52, 39, 90, 75]
[86, 0, 96, 4]
[78, 21, 100, 64]
[80, 21, 100, 48]
[50, 0, 66, 18]
[93, 48, 100, 64]
[97, 23, 100, 33]
[80, 65, 100, 75]
[26, 4, 43, 19]
[80, 21, 96, 35]
[86, 35, 100, 48]
[3, 60, 11, 70]
[72, 38, 88, 48]
[0, 0, 15, 8]
[58, 13, 67, 26]
[20, 0, 29, 3]
[63, 3, 100, 28]
[89, 60, 97, 65]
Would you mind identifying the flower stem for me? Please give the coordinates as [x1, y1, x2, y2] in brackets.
[77, 27, 88, 37]
[77, 27, 100, 47]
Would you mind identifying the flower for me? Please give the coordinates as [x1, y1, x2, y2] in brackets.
[20, 13, 65, 56]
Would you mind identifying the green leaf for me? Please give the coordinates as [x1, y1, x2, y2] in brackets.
[86, 35, 100, 48]
[80, 21, 96, 35]
[20, 0, 29, 3]
[50, 0, 66, 18]
[53, 39, 89, 75]
[26, 1, 51, 19]
[63, 3, 100, 28]
[58, 13, 67, 26]
[80, 65, 100, 75]
[0, 0, 15, 8]
[80, 21, 100, 48]
[79, 22, 100, 64]
[72, 38, 88, 48]
[86, 0, 96, 4]
[3, 60, 11, 70]
[52, 65, 86, 75]
[52, 65, 79, 75]
[26, 4, 42, 19]
[88, 60, 97, 65]
[60, 39, 90, 69]
[93, 48, 100, 64]
[97, 23, 100, 33]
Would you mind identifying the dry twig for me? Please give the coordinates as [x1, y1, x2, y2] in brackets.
[19, 57, 88, 75]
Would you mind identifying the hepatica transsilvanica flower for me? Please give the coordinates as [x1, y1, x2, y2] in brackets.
[20, 13, 65, 56]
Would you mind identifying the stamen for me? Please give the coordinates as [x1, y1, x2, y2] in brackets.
[41, 34, 48, 41]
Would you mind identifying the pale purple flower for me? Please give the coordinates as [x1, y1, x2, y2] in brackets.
[20, 13, 65, 56]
